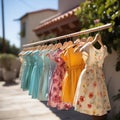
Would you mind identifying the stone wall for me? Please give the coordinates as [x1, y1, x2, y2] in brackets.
[103, 49, 120, 117]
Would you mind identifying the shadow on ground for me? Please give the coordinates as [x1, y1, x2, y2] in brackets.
[2, 81, 19, 87]
[0, 79, 19, 86]
[41, 101, 92, 120]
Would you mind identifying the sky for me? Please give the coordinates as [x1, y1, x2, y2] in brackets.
[0, 0, 58, 48]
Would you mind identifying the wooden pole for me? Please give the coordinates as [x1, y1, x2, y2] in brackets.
[1, 0, 6, 53]
[23, 23, 112, 48]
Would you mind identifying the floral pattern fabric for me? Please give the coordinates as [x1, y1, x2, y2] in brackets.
[74, 42, 111, 116]
[47, 49, 71, 110]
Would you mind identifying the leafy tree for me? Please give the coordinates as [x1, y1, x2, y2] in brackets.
[75, 0, 120, 71]
[0, 37, 20, 56]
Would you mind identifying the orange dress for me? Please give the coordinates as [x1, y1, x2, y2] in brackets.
[61, 46, 85, 104]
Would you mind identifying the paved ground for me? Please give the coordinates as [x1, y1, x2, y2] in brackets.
[0, 80, 92, 120]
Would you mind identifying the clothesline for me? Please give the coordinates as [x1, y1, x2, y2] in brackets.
[23, 23, 112, 48]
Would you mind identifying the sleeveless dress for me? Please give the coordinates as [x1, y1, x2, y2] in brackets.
[29, 50, 43, 98]
[47, 49, 71, 110]
[47, 50, 56, 97]
[20, 54, 27, 89]
[74, 42, 111, 116]
[37, 50, 50, 101]
[61, 46, 85, 104]
[21, 51, 33, 90]
[19, 55, 25, 83]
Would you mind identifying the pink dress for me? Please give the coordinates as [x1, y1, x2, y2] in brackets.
[47, 49, 71, 110]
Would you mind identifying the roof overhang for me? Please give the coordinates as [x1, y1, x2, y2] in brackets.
[16, 9, 58, 21]
[33, 7, 81, 36]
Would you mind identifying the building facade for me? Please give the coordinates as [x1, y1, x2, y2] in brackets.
[33, 0, 84, 40]
[19, 9, 57, 47]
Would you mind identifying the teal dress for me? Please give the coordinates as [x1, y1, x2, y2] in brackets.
[29, 50, 43, 99]
[21, 51, 33, 90]
[37, 50, 50, 101]
[25, 53, 34, 90]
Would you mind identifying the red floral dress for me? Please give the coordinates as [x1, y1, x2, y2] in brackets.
[47, 49, 71, 110]
[74, 42, 111, 116]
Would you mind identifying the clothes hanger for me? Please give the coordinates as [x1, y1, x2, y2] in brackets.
[41, 45, 47, 50]
[60, 41, 68, 50]
[61, 37, 74, 50]
[22, 47, 32, 55]
[39, 45, 43, 51]
[73, 38, 86, 53]
[39, 45, 44, 50]
[37, 45, 41, 50]
[59, 40, 73, 56]
[46, 44, 53, 50]
[64, 39, 78, 50]
[31, 45, 41, 54]
[62, 41, 73, 53]
[81, 37, 87, 42]
[54, 42, 61, 50]
[91, 33, 104, 47]
[57, 43, 62, 49]
[74, 36, 95, 53]
[19, 47, 29, 56]
[86, 36, 94, 42]
[52, 44, 58, 50]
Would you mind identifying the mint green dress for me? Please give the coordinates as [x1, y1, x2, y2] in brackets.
[21, 51, 33, 90]
[37, 50, 50, 101]
[29, 50, 43, 99]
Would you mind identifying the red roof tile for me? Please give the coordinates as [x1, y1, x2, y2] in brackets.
[33, 7, 80, 31]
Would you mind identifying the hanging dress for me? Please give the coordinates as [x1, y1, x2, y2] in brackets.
[74, 42, 111, 116]
[37, 50, 50, 101]
[29, 50, 43, 98]
[21, 51, 33, 90]
[19, 55, 25, 83]
[61, 46, 85, 104]
[20, 54, 27, 89]
[46, 50, 56, 97]
[47, 49, 71, 110]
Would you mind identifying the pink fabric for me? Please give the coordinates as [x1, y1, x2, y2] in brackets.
[47, 49, 72, 110]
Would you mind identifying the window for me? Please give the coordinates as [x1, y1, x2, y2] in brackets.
[20, 22, 26, 38]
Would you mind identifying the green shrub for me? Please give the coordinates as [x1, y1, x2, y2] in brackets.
[0, 54, 16, 71]
[75, 0, 120, 71]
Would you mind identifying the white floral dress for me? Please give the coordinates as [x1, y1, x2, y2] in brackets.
[74, 42, 111, 116]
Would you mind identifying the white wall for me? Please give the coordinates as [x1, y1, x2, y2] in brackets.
[20, 16, 29, 48]
[20, 10, 57, 47]
[103, 49, 120, 117]
[27, 11, 58, 43]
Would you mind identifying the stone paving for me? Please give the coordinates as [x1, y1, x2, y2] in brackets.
[0, 80, 92, 120]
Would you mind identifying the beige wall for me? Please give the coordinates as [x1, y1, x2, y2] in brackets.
[20, 16, 29, 48]
[103, 50, 120, 117]
[28, 11, 58, 43]
[58, 0, 84, 13]
[20, 10, 57, 48]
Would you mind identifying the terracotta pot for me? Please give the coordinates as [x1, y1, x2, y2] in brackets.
[2, 69, 17, 83]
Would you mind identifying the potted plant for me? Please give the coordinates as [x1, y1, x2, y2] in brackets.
[0, 54, 17, 83]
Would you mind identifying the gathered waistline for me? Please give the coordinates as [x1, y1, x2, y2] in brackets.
[66, 64, 84, 70]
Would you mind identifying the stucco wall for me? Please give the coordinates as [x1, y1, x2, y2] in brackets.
[27, 11, 58, 43]
[20, 16, 29, 48]
[20, 10, 57, 47]
[103, 49, 120, 117]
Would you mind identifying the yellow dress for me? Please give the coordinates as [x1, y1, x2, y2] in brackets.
[61, 46, 85, 104]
